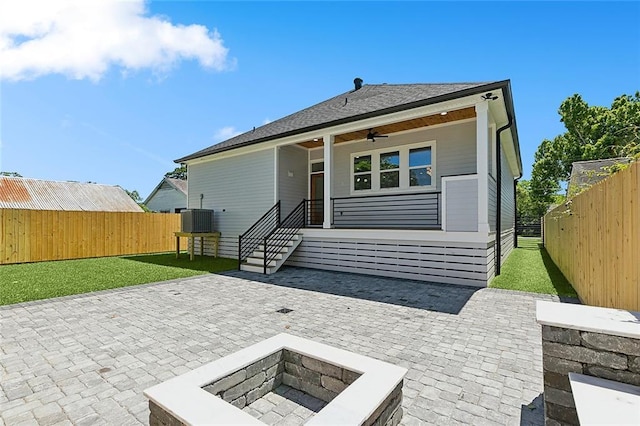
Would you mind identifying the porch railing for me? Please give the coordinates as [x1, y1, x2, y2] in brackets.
[305, 192, 441, 229]
[306, 198, 324, 227]
[238, 201, 280, 269]
[263, 199, 306, 273]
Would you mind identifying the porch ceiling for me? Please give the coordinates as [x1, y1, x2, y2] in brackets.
[297, 106, 476, 149]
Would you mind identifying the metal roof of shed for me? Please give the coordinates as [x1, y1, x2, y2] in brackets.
[0, 177, 143, 212]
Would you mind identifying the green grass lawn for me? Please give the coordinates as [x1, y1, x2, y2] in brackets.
[490, 237, 578, 297]
[0, 253, 237, 306]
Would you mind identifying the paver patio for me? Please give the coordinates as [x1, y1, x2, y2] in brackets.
[0, 267, 562, 425]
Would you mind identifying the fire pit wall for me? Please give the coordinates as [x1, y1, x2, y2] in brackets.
[536, 301, 640, 426]
[149, 345, 403, 426]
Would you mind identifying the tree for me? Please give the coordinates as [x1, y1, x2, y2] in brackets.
[530, 92, 640, 210]
[517, 179, 565, 219]
[120, 187, 150, 211]
[165, 165, 187, 180]
[0, 171, 22, 177]
[517, 180, 542, 218]
[124, 189, 141, 202]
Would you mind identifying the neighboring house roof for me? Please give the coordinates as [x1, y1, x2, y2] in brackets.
[143, 177, 187, 205]
[568, 157, 631, 195]
[0, 177, 143, 212]
[177, 80, 519, 163]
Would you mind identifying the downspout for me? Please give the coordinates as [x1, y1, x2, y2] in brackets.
[514, 177, 519, 248]
[495, 113, 513, 276]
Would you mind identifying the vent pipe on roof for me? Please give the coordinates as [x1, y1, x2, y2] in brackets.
[354, 77, 363, 90]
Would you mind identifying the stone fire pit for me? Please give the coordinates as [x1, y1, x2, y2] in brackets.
[144, 333, 406, 425]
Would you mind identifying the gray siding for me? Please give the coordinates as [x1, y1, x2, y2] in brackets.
[278, 145, 308, 217]
[488, 176, 497, 232]
[310, 149, 323, 161]
[498, 142, 516, 266]
[286, 236, 494, 287]
[188, 149, 275, 258]
[487, 242, 496, 282]
[145, 182, 187, 213]
[500, 229, 514, 265]
[500, 144, 516, 233]
[444, 178, 477, 232]
[314, 120, 476, 197]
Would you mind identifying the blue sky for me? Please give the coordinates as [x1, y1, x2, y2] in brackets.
[1, 1, 639, 199]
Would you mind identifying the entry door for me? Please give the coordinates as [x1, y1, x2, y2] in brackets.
[310, 173, 324, 225]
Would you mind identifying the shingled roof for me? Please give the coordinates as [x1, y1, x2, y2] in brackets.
[143, 177, 187, 206]
[568, 157, 632, 196]
[177, 81, 509, 162]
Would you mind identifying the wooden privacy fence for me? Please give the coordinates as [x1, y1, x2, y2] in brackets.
[0, 209, 181, 264]
[544, 162, 639, 311]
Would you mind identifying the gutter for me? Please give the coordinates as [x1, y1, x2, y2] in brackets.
[176, 80, 518, 163]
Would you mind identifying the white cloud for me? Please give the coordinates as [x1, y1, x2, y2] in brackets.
[262, 118, 272, 125]
[0, 0, 233, 81]
[213, 126, 242, 141]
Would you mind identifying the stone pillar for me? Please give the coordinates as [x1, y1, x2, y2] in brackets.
[537, 302, 640, 425]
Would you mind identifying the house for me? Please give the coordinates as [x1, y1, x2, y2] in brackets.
[567, 157, 631, 197]
[176, 79, 522, 287]
[0, 177, 143, 212]
[144, 177, 187, 213]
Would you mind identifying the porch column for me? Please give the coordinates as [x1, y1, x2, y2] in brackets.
[476, 102, 490, 234]
[323, 134, 334, 229]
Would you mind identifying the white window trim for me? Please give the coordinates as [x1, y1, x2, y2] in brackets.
[379, 151, 401, 190]
[308, 159, 324, 199]
[309, 159, 324, 175]
[350, 140, 437, 195]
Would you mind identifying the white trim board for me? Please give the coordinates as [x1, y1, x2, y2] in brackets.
[301, 228, 494, 244]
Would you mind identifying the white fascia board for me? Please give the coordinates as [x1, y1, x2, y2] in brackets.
[301, 228, 495, 244]
[488, 89, 521, 178]
[500, 131, 521, 179]
[184, 95, 482, 167]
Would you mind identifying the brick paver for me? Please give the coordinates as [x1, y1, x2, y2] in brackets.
[0, 267, 559, 425]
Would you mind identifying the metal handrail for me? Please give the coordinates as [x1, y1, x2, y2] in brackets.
[238, 201, 280, 270]
[263, 199, 306, 274]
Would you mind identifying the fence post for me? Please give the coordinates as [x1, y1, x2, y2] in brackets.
[238, 235, 242, 270]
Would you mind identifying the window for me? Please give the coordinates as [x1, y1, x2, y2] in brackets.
[351, 142, 435, 193]
[409, 147, 432, 187]
[380, 151, 400, 189]
[311, 161, 324, 173]
[353, 155, 372, 191]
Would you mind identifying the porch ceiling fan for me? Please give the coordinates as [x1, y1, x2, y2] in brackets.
[366, 128, 389, 142]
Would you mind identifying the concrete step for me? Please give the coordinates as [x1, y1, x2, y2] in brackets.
[240, 263, 277, 274]
[257, 241, 294, 251]
[240, 232, 303, 275]
[244, 256, 277, 267]
[250, 250, 286, 260]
